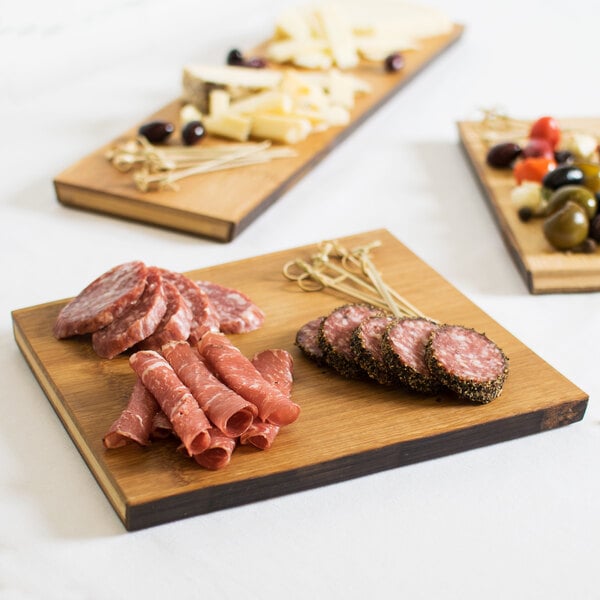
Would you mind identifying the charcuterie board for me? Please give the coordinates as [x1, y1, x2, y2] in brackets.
[12, 229, 587, 530]
[53, 25, 463, 243]
[458, 118, 600, 294]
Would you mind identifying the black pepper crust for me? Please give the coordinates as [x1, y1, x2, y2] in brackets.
[350, 316, 397, 385]
[380, 318, 442, 394]
[424, 325, 509, 404]
[318, 303, 384, 379]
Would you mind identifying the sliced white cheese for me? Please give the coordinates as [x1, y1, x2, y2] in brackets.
[229, 90, 293, 116]
[314, 4, 359, 69]
[266, 39, 328, 63]
[179, 103, 203, 127]
[209, 89, 230, 117]
[251, 114, 312, 144]
[327, 68, 356, 109]
[274, 7, 312, 40]
[203, 113, 252, 142]
[183, 65, 282, 90]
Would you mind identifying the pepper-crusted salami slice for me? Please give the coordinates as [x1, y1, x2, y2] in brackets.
[240, 421, 280, 450]
[295, 317, 326, 365]
[196, 280, 265, 334]
[92, 267, 168, 359]
[162, 340, 257, 437]
[319, 304, 384, 378]
[160, 269, 219, 344]
[425, 325, 509, 404]
[198, 332, 300, 426]
[251, 349, 294, 397]
[382, 317, 441, 393]
[351, 314, 396, 385]
[53, 261, 148, 339]
[129, 350, 211, 456]
[193, 428, 237, 470]
[137, 281, 193, 351]
[103, 378, 159, 448]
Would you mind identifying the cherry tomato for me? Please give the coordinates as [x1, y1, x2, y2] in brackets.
[513, 157, 557, 184]
[529, 116, 561, 150]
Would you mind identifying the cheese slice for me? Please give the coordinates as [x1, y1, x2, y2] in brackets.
[209, 89, 230, 117]
[229, 90, 293, 116]
[275, 7, 312, 40]
[203, 113, 252, 142]
[315, 4, 358, 69]
[250, 114, 312, 144]
[266, 39, 328, 63]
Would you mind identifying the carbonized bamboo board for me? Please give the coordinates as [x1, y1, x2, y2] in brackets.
[458, 118, 600, 294]
[53, 26, 463, 242]
[12, 229, 588, 530]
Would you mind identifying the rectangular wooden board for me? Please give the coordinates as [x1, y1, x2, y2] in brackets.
[12, 229, 588, 530]
[54, 26, 463, 242]
[458, 118, 600, 294]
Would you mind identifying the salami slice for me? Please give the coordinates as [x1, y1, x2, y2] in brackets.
[137, 281, 193, 351]
[198, 332, 300, 426]
[318, 304, 384, 378]
[160, 269, 219, 344]
[295, 316, 326, 365]
[92, 267, 168, 359]
[251, 349, 294, 397]
[350, 314, 396, 385]
[424, 325, 509, 404]
[196, 280, 265, 334]
[162, 340, 257, 437]
[381, 317, 441, 393]
[193, 428, 237, 470]
[53, 261, 148, 339]
[129, 350, 211, 456]
[103, 378, 159, 448]
[240, 421, 280, 450]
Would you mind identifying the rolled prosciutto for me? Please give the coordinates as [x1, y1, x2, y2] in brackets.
[129, 350, 211, 456]
[103, 378, 159, 448]
[193, 428, 237, 470]
[162, 340, 257, 437]
[198, 332, 300, 426]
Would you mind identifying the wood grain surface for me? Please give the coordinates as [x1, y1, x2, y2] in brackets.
[458, 118, 600, 294]
[53, 26, 463, 242]
[12, 229, 588, 530]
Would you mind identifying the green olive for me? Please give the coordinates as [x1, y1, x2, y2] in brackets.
[543, 201, 589, 250]
[575, 162, 600, 193]
[546, 185, 597, 219]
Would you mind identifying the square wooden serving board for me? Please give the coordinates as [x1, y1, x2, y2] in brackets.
[458, 118, 600, 294]
[12, 229, 588, 530]
[53, 26, 463, 243]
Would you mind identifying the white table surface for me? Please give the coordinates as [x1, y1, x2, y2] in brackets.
[2, 1, 599, 598]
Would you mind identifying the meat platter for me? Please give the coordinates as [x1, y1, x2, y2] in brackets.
[12, 229, 587, 530]
[53, 22, 463, 243]
[458, 117, 600, 294]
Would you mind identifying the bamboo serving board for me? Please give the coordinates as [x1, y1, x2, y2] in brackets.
[12, 229, 588, 530]
[458, 118, 600, 294]
[53, 26, 463, 242]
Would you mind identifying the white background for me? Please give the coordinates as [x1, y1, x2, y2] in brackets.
[1, 1, 598, 598]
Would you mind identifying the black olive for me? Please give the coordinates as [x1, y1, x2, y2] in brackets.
[554, 150, 575, 165]
[486, 142, 522, 168]
[518, 206, 534, 222]
[227, 48, 245, 66]
[542, 165, 585, 190]
[384, 52, 405, 73]
[182, 120, 205, 146]
[138, 120, 175, 144]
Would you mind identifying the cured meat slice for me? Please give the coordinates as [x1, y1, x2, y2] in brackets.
[103, 378, 159, 448]
[350, 314, 396, 385]
[193, 428, 237, 470]
[424, 325, 509, 404]
[240, 421, 280, 450]
[54, 261, 148, 339]
[129, 350, 211, 456]
[196, 280, 265, 334]
[151, 410, 173, 439]
[251, 349, 294, 397]
[162, 340, 257, 437]
[198, 332, 300, 426]
[160, 269, 219, 344]
[295, 316, 326, 365]
[381, 317, 441, 393]
[318, 303, 384, 378]
[137, 281, 193, 351]
[92, 267, 168, 359]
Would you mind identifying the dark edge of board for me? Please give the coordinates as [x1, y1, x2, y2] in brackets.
[127, 397, 587, 530]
